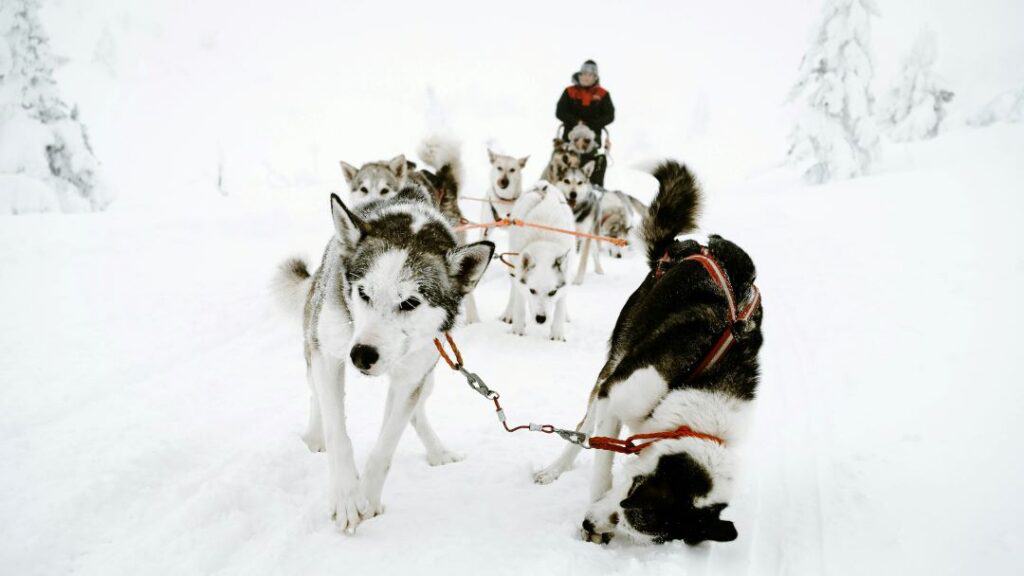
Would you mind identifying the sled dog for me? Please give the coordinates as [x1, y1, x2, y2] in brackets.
[598, 190, 647, 259]
[275, 186, 494, 534]
[479, 149, 529, 239]
[567, 122, 599, 155]
[541, 139, 581, 183]
[534, 161, 763, 546]
[500, 181, 575, 340]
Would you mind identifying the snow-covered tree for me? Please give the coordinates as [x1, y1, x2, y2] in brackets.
[968, 86, 1024, 127]
[878, 30, 954, 142]
[787, 0, 881, 184]
[0, 0, 111, 213]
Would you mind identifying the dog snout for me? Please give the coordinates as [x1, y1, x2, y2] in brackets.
[569, 192, 577, 200]
[350, 344, 380, 372]
[535, 314, 547, 324]
[498, 178, 509, 189]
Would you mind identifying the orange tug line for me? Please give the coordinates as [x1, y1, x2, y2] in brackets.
[453, 217, 628, 247]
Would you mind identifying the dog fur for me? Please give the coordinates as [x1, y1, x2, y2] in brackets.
[567, 122, 599, 155]
[275, 187, 494, 535]
[499, 181, 575, 340]
[541, 139, 581, 183]
[598, 190, 647, 259]
[533, 161, 763, 546]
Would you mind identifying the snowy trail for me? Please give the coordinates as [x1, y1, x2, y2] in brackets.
[3, 127, 1024, 575]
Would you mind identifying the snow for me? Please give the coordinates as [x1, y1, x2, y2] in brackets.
[3, 1, 1024, 574]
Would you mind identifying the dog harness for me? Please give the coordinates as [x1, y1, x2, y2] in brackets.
[434, 244, 760, 454]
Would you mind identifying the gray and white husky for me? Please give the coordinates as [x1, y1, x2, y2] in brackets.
[500, 181, 575, 340]
[479, 149, 529, 239]
[276, 187, 494, 534]
[553, 161, 605, 283]
[598, 190, 647, 259]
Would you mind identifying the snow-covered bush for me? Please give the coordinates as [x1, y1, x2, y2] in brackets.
[787, 0, 881, 184]
[968, 86, 1024, 127]
[878, 30, 954, 142]
[0, 0, 111, 214]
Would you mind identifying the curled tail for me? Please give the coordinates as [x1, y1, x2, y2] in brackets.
[641, 161, 701, 269]
[418, 134, 462, 198]
[273, 257, 313, 315]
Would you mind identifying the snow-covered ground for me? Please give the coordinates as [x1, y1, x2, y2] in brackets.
[3, 1, 1024, 574]
[3, 124, 1022, 575]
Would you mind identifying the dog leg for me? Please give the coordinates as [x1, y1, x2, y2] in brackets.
[310, 351, 364, 534]
[463, 293, 480, 324]
[358, 370, 426, 518]
[550, 295, 567, 341]
[301, 377, 325, 452]
[582, 399, 622, 543]
[511, 285, 527, 336]
[410, 374, 463, 466]
[574, 237, 593, 285]
[533, 398, 597, 484]
[591, 236, 605, 275]
[500, 273, 515, 324]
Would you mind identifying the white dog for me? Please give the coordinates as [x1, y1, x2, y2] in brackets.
[479, 149, 528, 239]
[500, 181, 575, 340]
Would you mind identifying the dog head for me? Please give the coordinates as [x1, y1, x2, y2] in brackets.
[487, 149, 528, 200]
[339, 155, 409, 206]
[548, 139, 581, 180]
[554, 160, 595, 208]
[514, 242, 570, 325]
[568, 123, 598, 155]
[600, 208, 631, 259]
[617, 449, 738, 545]
[329, 191, 494, 376]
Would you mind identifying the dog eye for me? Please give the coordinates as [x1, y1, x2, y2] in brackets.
[562, 179, 570, 184]
[357, 286, 371, 303]
[529, 288, 537, 294]
[398, 296, 421, 312]
[547, 289, 557, 296]
[509, 168, 516, 173]
[380, 188, 389, 195]
[359, 187, 369, 194]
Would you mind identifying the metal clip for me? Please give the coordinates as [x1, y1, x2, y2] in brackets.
[458, 367, 496, 399]
[553, 428, 590, 447]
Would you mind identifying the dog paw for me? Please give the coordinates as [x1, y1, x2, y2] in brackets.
[330, 491, 369, 535]
[532, 466, 565, 485]
[581, 516, 617, 544]
[301, 432, 325, 453]
[427, 449, 464, 467]
[499, 313, 513, 324]
[512, 325, 526, 337]
[549, 331, 566, 342]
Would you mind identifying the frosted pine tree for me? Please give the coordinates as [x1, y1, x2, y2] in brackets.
[0, 0, 110, 213]
[878, 30, 954, 142]
[787, 0, 880, 184]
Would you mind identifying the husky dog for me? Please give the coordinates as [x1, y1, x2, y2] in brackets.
[553, 161, 605, 282]
[275, 188, 494, 534]
[567, 122, 599, 155]
[479, 149, 529, 239]
[599, 190, 647, 259]
[499, 181, 575, 340]
[340, 138, 480, 322]
[541, 139, 581, 183]
[534, 161, 763, 546]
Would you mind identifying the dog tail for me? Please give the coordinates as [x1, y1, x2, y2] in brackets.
[273, 256, 313, 315]
[641, 160, 701, 269]
[418, 134, 462, 196]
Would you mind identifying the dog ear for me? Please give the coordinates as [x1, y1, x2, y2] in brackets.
[487, 149, 497, 164]
[387, 155, 407, 180]
[520, 251, 532, 271]
[518, 155, 530, 168]
[330, 193, 366, 246]
[554, 249, 570, 272]
[582, 160, 596, 178]
[701, 519, 738, 543]
[339, 161, 358, 186]
[447, 241, 495, 294]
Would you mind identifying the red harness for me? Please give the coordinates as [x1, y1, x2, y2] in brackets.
[586, 247, 762, 453]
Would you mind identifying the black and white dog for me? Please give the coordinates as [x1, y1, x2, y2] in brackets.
[534, 161, 764, 546]
[276, 185, 494, 534]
